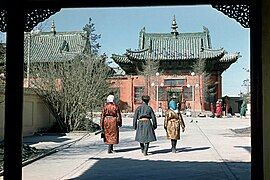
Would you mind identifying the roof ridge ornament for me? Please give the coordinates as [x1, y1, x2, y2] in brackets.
[139, 27, 145, 49]
[51, 20, 56, 35]
[140, 27, 146, 33]
[203, 26, 209, 33]
[171, 15, 179, 37]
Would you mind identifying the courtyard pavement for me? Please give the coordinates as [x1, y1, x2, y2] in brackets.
[2, 116, 251, 180]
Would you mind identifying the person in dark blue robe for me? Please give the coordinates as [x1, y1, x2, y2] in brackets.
[133, 95, 157, 156]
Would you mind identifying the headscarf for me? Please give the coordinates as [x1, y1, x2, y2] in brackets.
[169, 100, 177, 111]
[107, 95, 114, 103]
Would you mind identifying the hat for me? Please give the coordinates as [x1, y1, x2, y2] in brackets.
[171, 94, 177, 99]
[142, 95, 150, 102]
[169, 100, 177, 110]
[107, 95, 114, 103]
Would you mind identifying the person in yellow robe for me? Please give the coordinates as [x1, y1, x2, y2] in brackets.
[164, 99, 185, 153]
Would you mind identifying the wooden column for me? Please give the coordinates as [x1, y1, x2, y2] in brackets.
[217, 72, 222, 99]
[131, 76, 134, 112]
[251, 1, 264, 179]
[262, 0, 270, 179]
[4, 5, 25, 180]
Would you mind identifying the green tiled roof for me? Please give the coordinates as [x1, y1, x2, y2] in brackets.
[214, 52, 241, 71]
[126, 47, 225, 61]
[219, 52, 241, 63]
[111, 54, 133, 64]
[112, 27, 229, 63]
[24, 31, 88, 63]
[112, 26, 240, 74]
[111, 54, 137, 74]
[135, 27, 213, 60]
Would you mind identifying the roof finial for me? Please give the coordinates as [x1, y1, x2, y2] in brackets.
[51, 20, 56, 35]
[171, 15, 179, 36]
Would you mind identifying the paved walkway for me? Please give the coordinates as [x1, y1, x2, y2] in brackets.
[3, 116, 251, 180]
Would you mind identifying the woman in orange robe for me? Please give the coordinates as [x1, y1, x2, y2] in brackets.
[101, 95, 122, 153]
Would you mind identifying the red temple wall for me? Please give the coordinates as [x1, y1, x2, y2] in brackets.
[110, 73, 222, 113]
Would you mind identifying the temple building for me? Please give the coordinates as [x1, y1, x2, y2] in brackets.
[24, 21, 90, 66]
[111, 16, 241, 113]
[22, 21, 112, 87]
[1, 19, 241, 114]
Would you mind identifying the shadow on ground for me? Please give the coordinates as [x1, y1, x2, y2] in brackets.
[150, 147, 210, 154]
[115, 145, 158, 153]
[67, 157, 251, 180]
[234, 146, 251, 153]
[23, 134, 71, 145]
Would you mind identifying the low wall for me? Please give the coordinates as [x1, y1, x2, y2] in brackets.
[0, 88, 55, 140]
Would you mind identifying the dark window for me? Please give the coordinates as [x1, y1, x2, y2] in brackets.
[183, 86, 193, 101]
[158, 87, 167, 101]
[134, 86, 144, 103]
[164, 79, 186, 86]
[201, 38, 204, 48]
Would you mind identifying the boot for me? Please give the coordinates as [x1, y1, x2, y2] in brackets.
[171, 140, 177, 153]
[108, 144, 113, 154]
[140, 143, 144, 153]
[111, 144, 116, 153]
[144, 143, 149, 156]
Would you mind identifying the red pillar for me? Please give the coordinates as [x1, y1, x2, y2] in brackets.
[131, 77, 134, 112]
[217, 72, 222, 99]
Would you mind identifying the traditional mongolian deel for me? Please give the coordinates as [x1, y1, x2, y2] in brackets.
[133, 103, 157, 143]
[101, 102, 122, 144]
[164, 109, 185, 140]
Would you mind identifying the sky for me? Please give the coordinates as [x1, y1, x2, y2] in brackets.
[0, 5, 250, 97]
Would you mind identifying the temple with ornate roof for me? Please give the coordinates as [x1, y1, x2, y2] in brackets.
[22, 21, 114, 87]
[111, 16, 241, 114]
[24, 21, 90, 64]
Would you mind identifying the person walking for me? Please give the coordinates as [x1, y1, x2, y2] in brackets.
[240, 99, 247, 118]
[133, 95, 157, 156]
[185, 102, 192, 117]
[215, 100, 222, 118]
[210, 102, 215, 118]
[100, 94, 122, 153]
[164, 99, 186, 153]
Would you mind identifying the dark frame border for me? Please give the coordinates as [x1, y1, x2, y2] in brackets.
[3, 1, 261, 179]
[3, 0, 251, 8]
[250, 1, 263, 180]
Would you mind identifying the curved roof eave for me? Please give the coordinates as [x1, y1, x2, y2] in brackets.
[111, 54, 133, 64]
[125, 47, 226, 61]
[126, 48, 149, 53]
[199, 48, 225, 59]
[219, 52, 241, 63]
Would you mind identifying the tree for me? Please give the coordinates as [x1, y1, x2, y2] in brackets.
[83, 18, 101, 55]
[0, 43, 6, 74]
[192, 58, 215, 112]
[31, 54, 111, 132]
[0, 43, 6, 82]
[30, 18, 110, 132]
[137, 59, 160, 95]
[205, 67, 218, 106]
